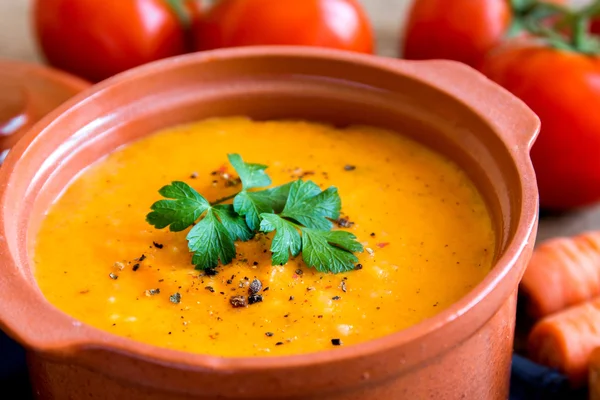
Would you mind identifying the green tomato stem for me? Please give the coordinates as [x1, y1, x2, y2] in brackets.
[569, 0, 600, 54]
[518, 0, 600, 55]
[508, 1, 570, 39]
[507, 18, 525, 38]
[165, 0, 192, 29]
[510, 0, 536, 14]
[572, 14, 589, 50]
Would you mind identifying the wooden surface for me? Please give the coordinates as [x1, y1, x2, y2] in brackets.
[1, 0, 599, 242]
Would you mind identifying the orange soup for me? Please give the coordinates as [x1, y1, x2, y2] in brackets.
[33, 117, 495, 356]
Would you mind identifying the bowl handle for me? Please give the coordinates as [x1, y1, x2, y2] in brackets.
[0, 64, 91, 163]
[379, 58, 541, 151]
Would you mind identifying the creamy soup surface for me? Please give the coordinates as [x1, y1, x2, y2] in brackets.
[33, 117, 495, 356]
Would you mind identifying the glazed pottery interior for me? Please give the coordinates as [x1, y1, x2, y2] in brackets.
[0, 47, 538, 398]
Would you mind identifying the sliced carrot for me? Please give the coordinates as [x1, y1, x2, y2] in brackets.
[528, 297, 600, 387]
[590, 347, 600, 400]
[520, 231, 600, 319]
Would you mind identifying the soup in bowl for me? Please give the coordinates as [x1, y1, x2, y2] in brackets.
[34, 117, 496, 357]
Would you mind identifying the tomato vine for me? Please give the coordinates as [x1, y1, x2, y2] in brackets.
[518, 0, 600, 54]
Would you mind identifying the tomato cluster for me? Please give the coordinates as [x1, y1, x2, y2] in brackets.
[403, 0, 600, 211]
[33, 0, 373, 83]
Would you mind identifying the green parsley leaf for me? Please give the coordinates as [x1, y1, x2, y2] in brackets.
[258, 180, 361, 273]
[280, 180, 341, 231]
[301, 228, 363, 273]
[212, 204, 253, 241]
[260, 214, 363, 273]
[226, 153, 292, 230]
[233, 182, 292, 231]
[147, 182, 252, 270]
[228, 153, 271, 190]
[259, 213, 301, 265]
[146, 181, 209, 231]
[187, 210, 237, 269]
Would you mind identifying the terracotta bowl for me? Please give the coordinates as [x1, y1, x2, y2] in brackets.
[0, 47, 539, 400]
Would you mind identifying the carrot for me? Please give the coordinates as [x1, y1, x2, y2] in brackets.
[520, 231, 600, 319]
[590, 347, 600, 400]
[528, 297, 600, 387]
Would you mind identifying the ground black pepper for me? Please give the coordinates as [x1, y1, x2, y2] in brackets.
[230, 295, 247, 308]
[340, 281, 347, 292]
[331, 338, 342, 346]
[248, 294, 263, 305]
[336, 218, 355, 228]
[153, 242, 164, 249]
[249, 279, 262, 294]
[205, 286, 215, 292]
[132, 263, 140, 271]
[109, 272, 118, 280]
[145, 288, 160, 296]
[170, 293, 181, 304]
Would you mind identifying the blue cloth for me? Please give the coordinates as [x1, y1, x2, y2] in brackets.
[510, 355, 587, 400]
[0, 332, 589, 399]
[0, 331, 31, 399]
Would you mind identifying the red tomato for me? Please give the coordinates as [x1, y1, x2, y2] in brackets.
[33, 0, 201, 82]
[401, 0, 566, 68]
[194, 0, 373, 54]
[480, 40, 600, 210]
[402, 0, 511, 67]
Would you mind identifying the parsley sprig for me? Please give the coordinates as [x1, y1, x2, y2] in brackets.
[146, 154, 363, 273]
[260, 180, 363, 273]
